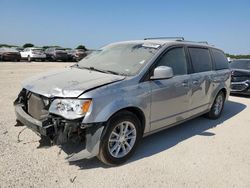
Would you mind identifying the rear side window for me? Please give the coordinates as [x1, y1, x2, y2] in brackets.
[188, 48, 212, 73]
[157, 47, 187, 75]
[212, 49, 229, 70]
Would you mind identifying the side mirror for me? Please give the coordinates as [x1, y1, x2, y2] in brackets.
[150, 66, 174, 80]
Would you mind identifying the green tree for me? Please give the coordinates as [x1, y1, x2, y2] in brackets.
[0, 44, 18, 48]
[23, 43, 34, 48]
[76, 45, 87, 51]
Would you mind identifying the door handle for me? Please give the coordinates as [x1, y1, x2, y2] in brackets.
[182, 81, 188, 87]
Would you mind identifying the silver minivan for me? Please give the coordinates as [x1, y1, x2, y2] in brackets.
[14, 38, 231, 165]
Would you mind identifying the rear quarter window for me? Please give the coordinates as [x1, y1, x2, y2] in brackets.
[188, 47, 212, 73]
[212, 49, 229, 70]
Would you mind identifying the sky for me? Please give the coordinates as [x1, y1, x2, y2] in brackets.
[1, 0, 250, 54]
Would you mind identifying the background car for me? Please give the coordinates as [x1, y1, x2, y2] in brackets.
[67, 49, 87, 62]
[45, 47, 69, 61]
[20, 47, 46, 62]
[0, 47, 21, 62]
[12, 47, 24, 52]
[230, 59, 250, 95]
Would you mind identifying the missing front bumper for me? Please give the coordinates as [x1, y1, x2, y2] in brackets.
[66, 124, 104, 161]
[15, 104, 54, 136]
[14, 104, 105, 161]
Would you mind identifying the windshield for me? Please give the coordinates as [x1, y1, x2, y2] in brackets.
[32, 49, 43, 52]
[230, 60, 250, 70]
[78, 42, 161, 76]
[56, 48, 66, 51]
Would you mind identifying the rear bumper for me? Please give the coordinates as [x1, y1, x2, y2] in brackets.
[2, 55, 21, 61]
[30, 55, 46, 59]
[15, 104, 53, 136]
[55, 54, 68, 60]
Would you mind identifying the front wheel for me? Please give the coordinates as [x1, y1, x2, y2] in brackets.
[98, 111, 142, 166]
[206, 91, 225, 119]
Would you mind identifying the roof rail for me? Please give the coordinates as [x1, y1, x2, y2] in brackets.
[198, 41, 209, 44]
[144, 37, 184, 41]
[180, 40, 210, 45]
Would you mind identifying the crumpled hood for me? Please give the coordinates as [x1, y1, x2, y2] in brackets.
[22, 67, 125, 98]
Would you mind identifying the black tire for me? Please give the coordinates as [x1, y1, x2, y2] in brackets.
[52, 55, 57, 62]
[206, 91, 225, 119]
[98, 110, 142, 166]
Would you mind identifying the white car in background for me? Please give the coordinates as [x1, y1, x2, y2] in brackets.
[20, 48, 46, 62]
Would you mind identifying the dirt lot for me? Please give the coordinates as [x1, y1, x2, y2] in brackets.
[0, 62, 250, 188]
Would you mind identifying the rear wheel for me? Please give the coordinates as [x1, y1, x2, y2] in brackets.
[98, 111, 142, 166]
[206, 91, 225, 119]
[52, 55, 57, 62]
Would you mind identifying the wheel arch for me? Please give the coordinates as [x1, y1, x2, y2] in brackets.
[106, 107, 146, 135]
[209, 87, 228, 109]
[220, 88, 227, 97]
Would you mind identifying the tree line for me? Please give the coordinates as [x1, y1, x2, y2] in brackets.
[225, 53, 250, 59]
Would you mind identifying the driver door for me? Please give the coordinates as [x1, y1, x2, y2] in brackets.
[150, 46, 192, 131]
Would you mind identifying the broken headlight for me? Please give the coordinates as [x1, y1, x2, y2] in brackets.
[49, 99, 92, 120]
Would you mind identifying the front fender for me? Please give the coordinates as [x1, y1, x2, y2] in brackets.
[82, 96, 150, 133]
[98, 100, 145, 123]
[84, 98, 146, 123]
[80, 79, 151, 133]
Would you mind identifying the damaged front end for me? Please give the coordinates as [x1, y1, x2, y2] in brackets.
[14, 88, 104, 161]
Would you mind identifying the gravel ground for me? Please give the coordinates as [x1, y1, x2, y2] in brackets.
[0, 62, 250, 188]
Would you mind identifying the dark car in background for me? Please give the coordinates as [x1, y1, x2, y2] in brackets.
[0, 47, 21, 62]
[44, 47, 69, 61]
[67, 49, 87, 62]
[230, 59, 250, 95]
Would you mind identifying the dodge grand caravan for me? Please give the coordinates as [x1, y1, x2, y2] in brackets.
[14, 37, 231, 165]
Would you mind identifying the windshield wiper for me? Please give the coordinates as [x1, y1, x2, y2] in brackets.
[79, 66, 124, 76]
[78, 66, 105, 73]
[104, 70, 122, 75]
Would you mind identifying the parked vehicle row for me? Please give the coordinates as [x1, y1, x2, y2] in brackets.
[0, 47, 88, 62]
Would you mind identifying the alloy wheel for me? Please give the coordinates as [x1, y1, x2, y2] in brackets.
[108, 121, 137, 158]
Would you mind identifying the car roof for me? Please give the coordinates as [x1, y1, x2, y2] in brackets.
[26, 47, 42, 50]
[111, 39, 218, 49]
[0, 47, 19, 52]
